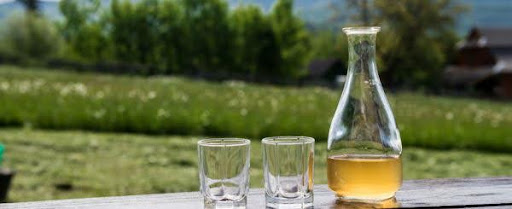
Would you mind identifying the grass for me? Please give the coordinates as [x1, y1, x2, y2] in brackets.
[0, 65, 511, 152]
[1, 128, 511, 202]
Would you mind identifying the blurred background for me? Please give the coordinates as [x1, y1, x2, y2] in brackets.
[0, 0, 510, 203]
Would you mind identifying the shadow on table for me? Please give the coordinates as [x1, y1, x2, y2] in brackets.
[327, 197, 400, 209]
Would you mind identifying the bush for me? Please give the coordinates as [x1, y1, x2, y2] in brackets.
[0, 13, 63, 61]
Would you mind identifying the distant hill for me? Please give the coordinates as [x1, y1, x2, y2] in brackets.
[0, 0, 511, 34]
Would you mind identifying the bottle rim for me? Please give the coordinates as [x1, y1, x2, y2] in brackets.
[343, 27, 381, 35]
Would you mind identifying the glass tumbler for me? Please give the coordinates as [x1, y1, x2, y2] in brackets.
[262, 136, 315, 209]
[198, 138, 251, 209]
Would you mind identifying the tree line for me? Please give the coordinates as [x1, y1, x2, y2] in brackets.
[1, 0, 466, 89]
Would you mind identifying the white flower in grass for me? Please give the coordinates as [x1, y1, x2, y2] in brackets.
[157, 109, 169, 118]
[95, 91, 105, 99]
[181, 95, 189, 102]
[148, 91, 157, 100]
[228, 99, 238, 107]
[445, 112, 454, 120]
[270, 98, 279, 111]
[93, 109, 106, 119]
[491, 114, 503, 127]
[18, 80, 31, 94]
[240, 108, 248, 116]
[0, 82, 9, 91]
[74, 83, 88, 96]
[473, 111, 484, 124]
[59, 86, 71, 96]
[33, 79, 45, 89]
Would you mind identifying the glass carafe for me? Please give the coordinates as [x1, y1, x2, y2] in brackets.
[327, 27, 402, 201]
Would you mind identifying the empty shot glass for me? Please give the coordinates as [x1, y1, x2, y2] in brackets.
[198, 138, 251, 209]
[262, 136, 315, 209]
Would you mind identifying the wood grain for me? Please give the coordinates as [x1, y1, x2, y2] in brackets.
[1, 177, 511, 208]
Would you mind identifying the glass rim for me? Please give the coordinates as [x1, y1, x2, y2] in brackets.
[343, 26, 381, 34]
[198, 138, 250, 147]
[262, 136, 315, 145]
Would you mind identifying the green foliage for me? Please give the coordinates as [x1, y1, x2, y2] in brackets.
[181, 0, 233, 73]
[54, 0, 311, 78]
[371, 0, 467, 88]
[156, 0, 187, 73]
[270, 0, 311, 79]
[230, 5, 279, 76]
[109, 0, 161, 65]
[3, 128, 512, 202]
[309, 30, 347, 60]
[0, 13, 62, 61]
[0, 66, 511, 153]
[59, 0, 108, 61]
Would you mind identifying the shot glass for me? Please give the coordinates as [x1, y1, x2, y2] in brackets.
[262, 136, 315, 209]
[198, 138, 251, 209]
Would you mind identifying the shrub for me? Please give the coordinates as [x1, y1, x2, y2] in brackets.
[0, 13, 63, 61]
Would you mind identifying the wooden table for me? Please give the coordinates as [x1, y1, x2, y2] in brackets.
[1, 177, 511, 208]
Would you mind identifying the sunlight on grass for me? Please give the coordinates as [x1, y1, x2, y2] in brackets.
[0, 66, 511, 152]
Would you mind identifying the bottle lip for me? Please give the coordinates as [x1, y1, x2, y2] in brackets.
[343, 26, 381, 35]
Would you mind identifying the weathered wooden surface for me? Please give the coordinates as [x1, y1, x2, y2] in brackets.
[1, 177, 511, 208]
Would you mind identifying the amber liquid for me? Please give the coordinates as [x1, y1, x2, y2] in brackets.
[327, 155, 402, 200]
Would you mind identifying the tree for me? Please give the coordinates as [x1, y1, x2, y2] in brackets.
[17, 0, 38, 13]
[230, 5, 280, 77]
[270, 0, 311, 79]
[181, 0, 233, 73]
[371, 0, 466, 88]
[109, 0, 161, 64]
[1, 13, 62, 59]
[157, 0, 186, 73]
[59, 0, 108, 61]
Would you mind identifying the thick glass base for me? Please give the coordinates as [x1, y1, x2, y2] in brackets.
[265, 194, 313, 209]
[204, 197, 247, 209]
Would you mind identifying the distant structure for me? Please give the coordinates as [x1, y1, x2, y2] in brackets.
[303, 58, 346, 87]
[444, 27, 512, 98]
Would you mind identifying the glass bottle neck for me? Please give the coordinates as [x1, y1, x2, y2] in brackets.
[346, 33, 380, 84]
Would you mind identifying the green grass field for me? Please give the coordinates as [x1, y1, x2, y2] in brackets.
[2, 129, 511, 202]
[0, 65, 511, 202]
[0, 65, 511, 152]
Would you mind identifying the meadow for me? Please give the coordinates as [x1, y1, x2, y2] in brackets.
[0, 65, 511, 202]
[0, 65, 511, 152]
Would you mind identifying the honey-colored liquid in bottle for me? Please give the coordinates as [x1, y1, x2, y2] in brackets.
[327, 155, 402, 200]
